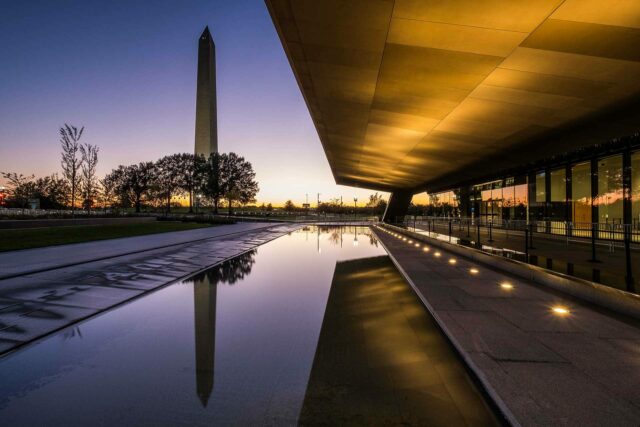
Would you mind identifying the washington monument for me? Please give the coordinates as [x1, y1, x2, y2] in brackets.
[194, 26, 218, 156]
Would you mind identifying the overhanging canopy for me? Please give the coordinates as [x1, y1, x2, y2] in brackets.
[266, 0, 640, 192]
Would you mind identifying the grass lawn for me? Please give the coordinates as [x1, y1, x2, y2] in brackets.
[0, 222, 215, 252]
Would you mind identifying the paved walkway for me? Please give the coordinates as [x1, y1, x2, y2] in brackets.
[0, 223, 300, 355]
[373, 226, 640, 427]
[0, 222, 278, 279]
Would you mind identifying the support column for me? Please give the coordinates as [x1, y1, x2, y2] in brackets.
[566, 163, 572, 223]
[591, 157, 599, 225]
[382, 189, 413, 224]
[459, 186, 470, 218]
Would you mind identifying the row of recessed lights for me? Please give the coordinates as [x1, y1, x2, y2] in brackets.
[374, 225, 571, 316]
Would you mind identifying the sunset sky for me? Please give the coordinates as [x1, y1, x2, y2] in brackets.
[0, 0, 401, 206]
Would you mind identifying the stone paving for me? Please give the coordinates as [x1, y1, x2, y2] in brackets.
[373, 225, 640, 427]
[0, 223, 300, 355]
[0, 222, 277, 279]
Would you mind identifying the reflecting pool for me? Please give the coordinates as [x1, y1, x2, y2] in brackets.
[0, 226, 496, 426]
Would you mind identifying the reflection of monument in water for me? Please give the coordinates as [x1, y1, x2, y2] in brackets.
[192, 272, 217, 407]
[190, 250, 257, 407]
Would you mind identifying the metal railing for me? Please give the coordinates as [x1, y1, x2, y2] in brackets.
[401, 216, 640, 243]
[395, 215, 638, 292]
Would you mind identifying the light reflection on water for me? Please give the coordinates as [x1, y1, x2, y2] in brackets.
[0, 226, 495, 426]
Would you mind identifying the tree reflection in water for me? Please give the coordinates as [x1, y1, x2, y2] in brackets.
[311, 225, 379, 248]
[190, 249, 257, 286]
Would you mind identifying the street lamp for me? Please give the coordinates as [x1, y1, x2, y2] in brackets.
[353, 197, 358, 220]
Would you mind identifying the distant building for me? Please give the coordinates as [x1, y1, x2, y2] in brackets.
[195, 26, 218, 156]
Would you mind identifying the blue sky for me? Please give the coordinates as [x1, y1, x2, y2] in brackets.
[0, 0, 388, 205]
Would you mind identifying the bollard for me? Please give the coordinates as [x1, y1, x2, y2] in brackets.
[524, 228, 529, 261]
[448, 219, 452, 242]
[488, 221, 493, 242]
[476, 223, 481, 248]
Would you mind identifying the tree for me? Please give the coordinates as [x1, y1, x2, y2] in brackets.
[284, 200, 296, 212]
[104, 162, 154, 213]
[0, 172, 35, 208]
[34, 174, 70, 209]
[0, 172, 70, 209]
[367, 192, 387, 215]
[99, 175, 118, 211]
[80, 143, 99, 212]
[200, 152, 225, 214]
[60, 124, 84, 215]
[154, 154, 183, 213]
[176, 153, 206, 213]
[221, 152, 258, 215]
[367, 192, 383, 208]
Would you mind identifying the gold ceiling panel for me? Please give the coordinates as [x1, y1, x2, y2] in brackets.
[521, 19, 640, 62]
[393, 0, 563, 32]
[482, 68, 612, 98]
[266, 0, 640, 192]
[469, 84, 582, 110]
[500, 47, 640, 84]
[388, 18, 527, 57]
[551, 0, 640, 28]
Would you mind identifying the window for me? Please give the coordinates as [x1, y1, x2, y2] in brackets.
[535, 172, 546, 203]
[596, 155, 623, 224]
[632, 151, 640, 226]
[549, 168, 566, 220]
[571, 162, 591, 223]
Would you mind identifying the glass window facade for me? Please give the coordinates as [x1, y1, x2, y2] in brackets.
[571, 162, 591, 224]
[596, 155, 624, 224]
[425, 190, 458, 216]
[549, 168, 566, 220]
[428, 148, 639, 230]
[535, 172, 546, 203]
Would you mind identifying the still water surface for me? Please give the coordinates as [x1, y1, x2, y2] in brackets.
[0, 226, 496, 426]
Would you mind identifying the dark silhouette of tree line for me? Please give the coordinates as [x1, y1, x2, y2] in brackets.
[1, 124, 259, 215]
[2, 124, 98, 213]
[105, 151, 258, 214]
[279, 192, 388, 216]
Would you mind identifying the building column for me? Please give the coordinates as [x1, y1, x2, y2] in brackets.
[566, 163, 572, 223]
[591, 157, 599, 225]
[382, 190, 413, 224]
[459, 186, 470, 218]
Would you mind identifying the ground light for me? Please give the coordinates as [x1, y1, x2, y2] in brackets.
[408, 240, 413, 244]
[500, 282, 514, 290]
[423, 247, 430, 252]
[552, 306, 570, 315]
[434, 252, 441, 257]
[449, 258, 456, 265]
[469, 268, 479, 274]
[415, 243, 420, 247]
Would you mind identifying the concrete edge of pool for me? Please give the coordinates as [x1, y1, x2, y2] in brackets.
[0, 222, 284, 281]
[372, 227, 516, 427]
[0, 224, 303, 358]
[379, 224, 640, 321]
